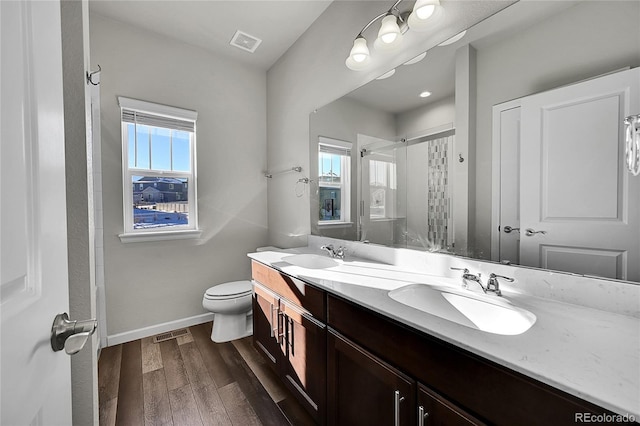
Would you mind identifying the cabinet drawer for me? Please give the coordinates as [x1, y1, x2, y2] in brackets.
[252, 260, 325, 321]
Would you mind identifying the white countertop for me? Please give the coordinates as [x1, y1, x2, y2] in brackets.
[248, 248, 640, 419]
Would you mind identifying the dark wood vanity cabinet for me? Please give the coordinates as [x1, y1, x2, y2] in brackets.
[251, 261, 326, 425]
[328, 329, 482, 426]
[327, 329, 415, 426]
[252, 261, 627, 426]
[327, 293, 619, 426]
[252, 282, 281, 368]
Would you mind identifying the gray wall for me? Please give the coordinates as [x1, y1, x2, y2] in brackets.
[266, 1, 508, 249]
[90, 14, 268, 336]
[473, 0, 640, 259]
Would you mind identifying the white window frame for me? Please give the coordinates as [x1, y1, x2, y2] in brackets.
[118, 97, 201, 243]
[318, 136, 351, 225]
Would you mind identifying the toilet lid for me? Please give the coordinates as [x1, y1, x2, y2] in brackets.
[205, 280, 252, 299]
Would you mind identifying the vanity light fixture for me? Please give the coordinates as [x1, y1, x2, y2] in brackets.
[419, 90, 432, 98]
[346, 0, 441, 71]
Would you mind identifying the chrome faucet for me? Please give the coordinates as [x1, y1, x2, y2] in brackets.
[321, 244, 346, 259]
[486, 273, 514, 297]
[451, 267, 486, 293]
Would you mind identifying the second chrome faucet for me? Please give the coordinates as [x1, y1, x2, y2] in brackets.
[450, 267, 514, 296]
[321, 244, 345, 259]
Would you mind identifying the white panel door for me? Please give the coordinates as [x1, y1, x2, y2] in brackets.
[1, 1, 73, 424]
[520, 68, 640, 281]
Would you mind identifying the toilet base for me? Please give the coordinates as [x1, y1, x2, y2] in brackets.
[211, 311, 253, 343]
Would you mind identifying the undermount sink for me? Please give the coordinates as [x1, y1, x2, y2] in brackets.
[388, 284, 536, 335]
[282, 254, 339, 269]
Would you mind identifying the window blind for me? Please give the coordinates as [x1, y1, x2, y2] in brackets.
[122, 109, 195, 132]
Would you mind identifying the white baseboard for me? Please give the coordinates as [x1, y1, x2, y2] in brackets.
[106, 312, 214, 346]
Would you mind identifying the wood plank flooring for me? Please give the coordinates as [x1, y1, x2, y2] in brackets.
[99, 322, 314, 426]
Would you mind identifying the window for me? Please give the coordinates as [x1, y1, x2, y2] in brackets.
[118, 97, 200, 242]
[318, 137, 351, 223]
[369, 159, 397, 219]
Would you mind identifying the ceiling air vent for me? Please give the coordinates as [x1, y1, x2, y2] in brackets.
[230, 30, 262, 53]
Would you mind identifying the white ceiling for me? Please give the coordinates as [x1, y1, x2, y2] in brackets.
[88, 0, 333, 71]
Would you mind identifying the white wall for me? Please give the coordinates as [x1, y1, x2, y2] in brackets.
[90, 14, 268, 337]
[266, 0, 510, 249]
[473, 1, 640, 258]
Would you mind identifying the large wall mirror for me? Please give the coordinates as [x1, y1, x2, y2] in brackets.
[309, 0, 640, 283]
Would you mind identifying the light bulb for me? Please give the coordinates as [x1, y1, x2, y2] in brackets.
[416, 4, 435, 20]
[408, 0, 441, 32]
[353, 53, 367, 63]
[346, 37, 371, 71]
[377, 15, 401, 45]
[381, 32, 397, 44]
[374, 15, 403, 51]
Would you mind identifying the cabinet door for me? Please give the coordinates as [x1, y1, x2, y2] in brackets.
[281, 299, 326, 425]
[417, 384, 485, 426]
[253, 282, 281, 370]
[327, 329, 415, 426]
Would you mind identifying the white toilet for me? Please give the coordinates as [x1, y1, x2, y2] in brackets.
[202, 280, 253, 343]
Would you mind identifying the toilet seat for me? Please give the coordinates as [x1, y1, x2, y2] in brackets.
[204, 280, 252, 300]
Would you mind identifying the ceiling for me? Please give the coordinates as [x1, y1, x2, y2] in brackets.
[88, 0, 333, 71]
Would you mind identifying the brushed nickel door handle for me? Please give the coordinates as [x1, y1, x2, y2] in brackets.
[503, 225, 520, 234]
[50, 313, 97, 355]
[525, 228, 547, 237]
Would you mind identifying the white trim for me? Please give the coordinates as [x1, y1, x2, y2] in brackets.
[118, 96, 197, 121]
[318, 221, 354, 229]
[319, 136, 352, 150]
[119, 229, 203, 243]
[106, 312, 214, 346]
[491, 98, 522, 261]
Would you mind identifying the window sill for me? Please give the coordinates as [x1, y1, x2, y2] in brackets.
[118, 229, 202, 243]
[318, 221, 354, 229]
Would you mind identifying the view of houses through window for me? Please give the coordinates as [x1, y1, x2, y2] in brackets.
[132, 176, 189, 229]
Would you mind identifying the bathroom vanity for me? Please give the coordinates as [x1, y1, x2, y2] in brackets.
[248, 240, 639, 425]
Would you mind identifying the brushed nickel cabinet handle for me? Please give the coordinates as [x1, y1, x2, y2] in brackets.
[418, 406, 429, 426]
[394, 390, 405, 426]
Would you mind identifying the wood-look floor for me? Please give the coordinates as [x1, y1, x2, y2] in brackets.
[98, 322, 315, 426]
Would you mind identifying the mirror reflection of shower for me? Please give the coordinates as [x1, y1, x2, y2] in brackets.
[357, 128, 455, 251]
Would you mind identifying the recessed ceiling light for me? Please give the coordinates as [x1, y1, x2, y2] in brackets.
[403, 52, 427, 65]
[438, 30, 467, 47]
[376, 69, 396, 80]
[419, 91, 432, 98]
[230, 30, 262, 53]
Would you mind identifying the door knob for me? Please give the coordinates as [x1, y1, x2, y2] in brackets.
[50, 313, 97, 355]
[503, 225, 520, 234]
[525, 228, 547, 237]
